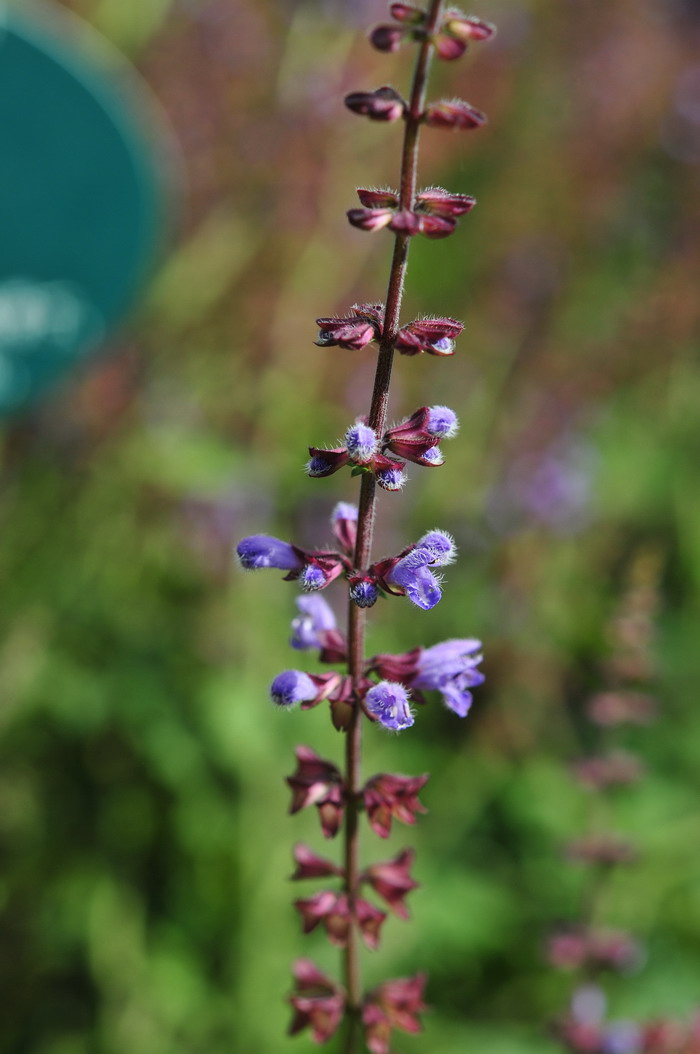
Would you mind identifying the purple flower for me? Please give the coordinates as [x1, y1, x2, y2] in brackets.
[426, 405, 459, 438]
[366, 681, 414, 731]
[415, 529, 456, 564]
[291, 595, 337, 650]
[236, 535, 303, 571]
[271, 670, 318, 707]
[346, 422, 379, 464]
[387, 548, 443, 611]
[412, 638, 484, 717]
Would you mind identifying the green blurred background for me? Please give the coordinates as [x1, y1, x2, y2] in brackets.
[2, 0, 700, 1051]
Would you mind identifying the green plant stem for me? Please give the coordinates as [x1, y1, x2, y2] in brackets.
[341, 4, 444, 1051]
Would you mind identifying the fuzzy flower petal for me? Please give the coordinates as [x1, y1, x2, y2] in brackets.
[291, 595, 338, 650]
[271, 670, 318, 707]
[236, 535, 303, 571]
[366, 681, 414, 731]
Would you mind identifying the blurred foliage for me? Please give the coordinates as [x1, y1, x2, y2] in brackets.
[1, 0, 700, 1051]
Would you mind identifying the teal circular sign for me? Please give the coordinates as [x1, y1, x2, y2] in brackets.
[0, 5, 165, 414]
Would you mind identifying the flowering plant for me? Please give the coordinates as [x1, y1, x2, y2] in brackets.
[237, 3, 495, 1050]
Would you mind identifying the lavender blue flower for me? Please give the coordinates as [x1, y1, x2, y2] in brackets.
[415, 529, 456, 564]
[377, 466, 406, 491]
[387, 548, 442, 610]
[366, 681, 414, 731]
[426, 405, 459, 437]
[291, 595, 337, 650]
[350, 579, 379, 608]
[271, 670, 318, 707]
[345, 422, 379, 463]
[412, 638, 484, 717]
[237, 535, 303, 571]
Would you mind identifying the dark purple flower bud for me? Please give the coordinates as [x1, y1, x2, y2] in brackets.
[347, 207, 395, 232]
[571, 752, 644, 791]
[385, 435, 442, 466]
[363, 973, 428, 1054]
[357, 187, 400, 209]
[369, 23, 416, 53]
[376, 464, 407, 491]
[424, 98, 488, 130]
[315, 315, 378, 350]
[362, 772, 429, 838]
[286, 745, 345, 837]
[389, 2, 426, 23]
[587, 691, 657, 727]
[344, 85, 407, 122]
[366, 681, 414, 731]
[291, 842, 342, 881]
[297, 552, 348, 592]
[416, 186, 477, 217]
[443, 12, 497, 42]
[346, 422, 379, 464]
[565, 835, 638, 867]
[349, 576, 380, 608]
[426, 405, 459, 437]
[412, 637, 484, 717]
[288, 959, 345, 1045]
[331, 502, 358, 556]
[363, 848, 419, 919]
[271, 670, 318, 708]
[236, 534, 304, 571]
[395, 316, 463, 356]
[301, 564, 328, 591]
[306, 447, 350, 477]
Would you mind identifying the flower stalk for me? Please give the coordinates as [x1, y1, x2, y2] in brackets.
[237, 3, 496, 1049]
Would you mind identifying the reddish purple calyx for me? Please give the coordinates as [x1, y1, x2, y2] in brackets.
[348, 186, 475, 240]
[362, 973, 428, 1054]
[424, 98, 488, 130]
[294, 891, 387, 950]
[288, 958, 345, 1045]
[362, 848, 419, 919]
[345, 85, 407, 122]
[286, 745, 345, 838]
[361, 772, 429, 838]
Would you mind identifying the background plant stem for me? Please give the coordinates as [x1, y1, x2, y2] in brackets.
[342, 4, 444, 1050]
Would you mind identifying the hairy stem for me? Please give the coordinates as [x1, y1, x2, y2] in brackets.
[342, 4, 444, 1051]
